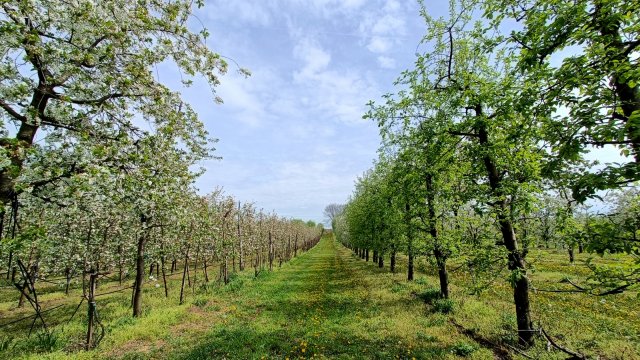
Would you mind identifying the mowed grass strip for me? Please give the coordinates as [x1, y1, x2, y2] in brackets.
[170, 234, 490, 360]
[2, 234, 489, 359]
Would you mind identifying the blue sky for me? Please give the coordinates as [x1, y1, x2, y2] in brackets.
[167, 0, 434, 224]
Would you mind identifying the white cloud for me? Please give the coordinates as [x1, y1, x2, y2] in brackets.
[367, 36, 392, 53]
[185, 0, 420, 222]
[213, 69, 276, 128]
[377, 55, 396, 69]
[291, 37, 379, 125]
[371, 13, 405, 35]
[358, 0, 407, 60]
[202, 1, 272, 26]
[290, 0, 367, 17]
[383, 0, 401, 12]
[293, 39, 332, 80]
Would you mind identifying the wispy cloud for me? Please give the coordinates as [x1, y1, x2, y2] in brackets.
[293, 39, 332, 80]
[291, 36, 378, 125]
[377, 55, 397, 69]
[184, 0, 425, 222]
[358, 0, 409, 67]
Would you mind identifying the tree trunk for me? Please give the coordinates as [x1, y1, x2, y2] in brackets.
[179, 246, 190, 305]
[268, 230, 273, 271]
[476, 111, 533, 346]
[237, 201, 244, 271]
[568, 247, 575, 263]
[186, 255, 192, 287]
[161, 257, 168, 298]
[407, 249, 414, 281]
[405, 201, 414, 281]
[390, 247, 396, 273]
[132, 217, 147, 317]
[434, 248, 449, 299]
[254, 246, 260, 277]
[5, 251, 12, 280]
[378, 252, 384, 268]
[118, 244, 124, 286]
[223, 255, 229, 284]
[192, 246, 199, 292]
[426, 173, 448, 298]
[86, 271, 97, 350]
[203, 258, 209, 283]
[365, 249, 369, 262]
[65, 267, 72, 295]
[18, 250, 35, 308]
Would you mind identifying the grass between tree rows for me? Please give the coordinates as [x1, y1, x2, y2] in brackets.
[384, 246, 639, 359]
[0, 234, 638, 359]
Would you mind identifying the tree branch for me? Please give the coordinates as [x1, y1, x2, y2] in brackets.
[0, 99, 26, 121]
[447, 130, 479, 138]
[540, 327, 587, 359]
[51, 92, 128, 105]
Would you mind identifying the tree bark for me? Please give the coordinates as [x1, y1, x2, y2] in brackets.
[161, 257, 168, 298]
[86, 271, 97, 350]
[434, 248, 449, 299]
[476, 108, 533, 346]
[132, 216, 148, 317]
[407, 249, 414, 281]
[426, 173, 449, 298]
[390, 246, 396, 273]
[180, 245, 190, 305]
[0, 34, 53, 205]
[568, 247, 575, 263]
[268, 230, 273, 272]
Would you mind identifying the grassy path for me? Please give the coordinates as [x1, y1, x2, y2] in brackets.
[4, 234, 637, 359]
[164, 235, 491, 359]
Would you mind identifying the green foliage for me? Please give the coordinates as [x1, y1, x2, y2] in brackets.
[433, 298, 455, 314]
[450, 341, 477, 356]
[0, 336, 12, 352]
[417, 288, 441, 304]
[192, 295, 209, 308]
[223, 274, 245, 293]
[484, 0, 640, 197]
[19, 330, 63, 353]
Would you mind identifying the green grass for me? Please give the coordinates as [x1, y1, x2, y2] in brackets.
[395, 247, 639, 360]
[0, 235, 637, 359]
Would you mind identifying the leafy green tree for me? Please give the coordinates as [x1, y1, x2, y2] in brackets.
[365, 0, 547, 345]
[484, 0, 640, 200]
